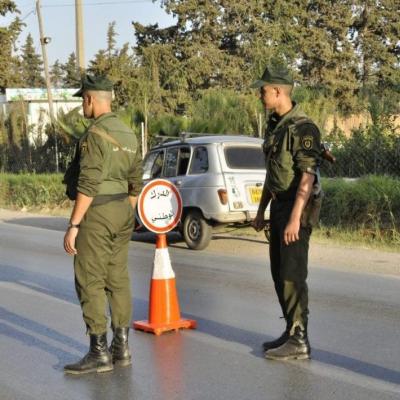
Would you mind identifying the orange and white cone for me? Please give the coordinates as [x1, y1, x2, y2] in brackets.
[133, 234, 197, 335]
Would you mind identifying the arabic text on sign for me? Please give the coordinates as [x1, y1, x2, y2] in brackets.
[150, 189, 170, 200]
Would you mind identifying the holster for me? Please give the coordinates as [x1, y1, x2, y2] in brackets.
[301, 186, 323, 228]
[63, 143, 80, 201]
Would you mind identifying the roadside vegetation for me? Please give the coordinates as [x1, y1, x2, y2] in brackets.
[318, 176, 400, 250]
[1, 174, 399, 251]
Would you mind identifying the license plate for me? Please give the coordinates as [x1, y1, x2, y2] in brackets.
[248, 187, 262, 204]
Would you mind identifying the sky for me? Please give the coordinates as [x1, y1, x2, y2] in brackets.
[2, 0, 176, 66]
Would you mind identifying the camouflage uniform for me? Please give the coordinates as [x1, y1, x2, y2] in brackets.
[263, 103, 321, 334]
[252, 65, 322, 360]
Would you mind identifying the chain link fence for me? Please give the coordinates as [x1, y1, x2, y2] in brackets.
[321, 143, 400, 178]
[321, 124, 400, 178]
[1, 118, 399, 178]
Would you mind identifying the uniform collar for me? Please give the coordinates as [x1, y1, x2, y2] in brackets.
[273, 102, 300, 131]
[94, 112, 116, 124]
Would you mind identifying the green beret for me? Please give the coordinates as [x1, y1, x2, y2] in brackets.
[73, 74, 113, 97]
[251, 64, 293, 88]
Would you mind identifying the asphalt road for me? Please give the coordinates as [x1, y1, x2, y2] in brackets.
[0, 214, 399, 400]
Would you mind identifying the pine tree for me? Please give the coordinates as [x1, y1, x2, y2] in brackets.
[89, 23, 139, 106]
[89, 49, 109, 75]
[107, 21, 118, 58]
[20, 33, 45, 87]
[50, 60, 64, 88]
[62, 52, 81, 88]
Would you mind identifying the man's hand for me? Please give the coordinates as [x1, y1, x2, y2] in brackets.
[64, 227, 79, 255]
[129, 195, 138, 210]
[64, 192, 93, 255]
[283, 218, 300, 245]
[252, 212, 267, 232]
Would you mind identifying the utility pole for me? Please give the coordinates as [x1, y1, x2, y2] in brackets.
[36, 0, 59, 173]
[75, 0, 85, 74]
[258, 113, 263, 138]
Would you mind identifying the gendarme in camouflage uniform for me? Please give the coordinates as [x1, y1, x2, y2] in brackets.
[252, 65, 322, 361]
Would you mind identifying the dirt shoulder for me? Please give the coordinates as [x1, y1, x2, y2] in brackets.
[1, 208, 399, 277]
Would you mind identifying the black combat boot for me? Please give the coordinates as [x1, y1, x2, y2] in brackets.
[110, 327, 132, 367]
[262, 330, 290, 351]
[64, 333, 113, 374]
[264, 326, 311, 361]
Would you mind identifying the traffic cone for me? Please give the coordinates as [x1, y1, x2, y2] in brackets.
[133, 234, 197, 335]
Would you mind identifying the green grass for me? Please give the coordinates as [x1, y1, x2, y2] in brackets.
[321, 176, 400, 247]
[312, 226, 400, 252]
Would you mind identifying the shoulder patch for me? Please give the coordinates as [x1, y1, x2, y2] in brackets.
[301, 135, 314, 150]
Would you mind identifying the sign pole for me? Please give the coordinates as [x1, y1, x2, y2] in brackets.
[36, 0, 59, 173]
[134, 179, 196, 335]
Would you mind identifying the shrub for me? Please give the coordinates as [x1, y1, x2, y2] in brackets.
[321, 176, 400, 243]
[0, 173, 70, 209]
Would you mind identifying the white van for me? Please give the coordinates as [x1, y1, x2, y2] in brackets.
[141, 134, 269, 250]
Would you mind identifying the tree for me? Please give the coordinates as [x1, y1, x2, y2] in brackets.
[89, 49, 109, 75]
[89, 21, 119, 75]
[50, 60, 64, 87]
[20, 33, 45, 87]
[89, 23, 139, 106]
[132, 1, 295, 113]
[107, 21, 118, 58]
[62, 52, 81, 88]
[0, 1, 23, 90]
[134, 0, 399, 116]
[351, 0, 400, 100]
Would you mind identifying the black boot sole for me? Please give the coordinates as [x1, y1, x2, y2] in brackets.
[265, 353, 311, 361]
[64, 364, 114, 375]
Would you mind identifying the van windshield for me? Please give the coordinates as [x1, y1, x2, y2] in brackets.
[224, 146, 265, 169]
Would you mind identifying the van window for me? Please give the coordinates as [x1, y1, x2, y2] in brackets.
[164, 148, 179, 177]
[143, 150, 164, 180]
[177, 147, 191, 176]
[163, 147, 191, 177]
[190, 146, 209, 174]
[151, 150, 165, 178]
[224, 146, 265, 169]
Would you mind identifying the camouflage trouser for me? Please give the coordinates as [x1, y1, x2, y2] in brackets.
[269, 199, 311, 333]
[74, 197, 135, 335]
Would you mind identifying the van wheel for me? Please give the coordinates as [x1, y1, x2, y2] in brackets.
[183, 210, 212, 250]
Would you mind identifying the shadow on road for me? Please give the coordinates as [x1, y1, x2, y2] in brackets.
[312, 348, 400, 385]
[1, 262, 399, 386]
[4, 217, 68, 232]
[213, 234, 266, 245]
[0, 263, 149, 372]
[0, 264, 77, 304]
[0, 315, 83, 371]
[184, 313, 400, 386]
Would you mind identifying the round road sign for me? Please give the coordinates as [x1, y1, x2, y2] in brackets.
[138, 179, 183, 234]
